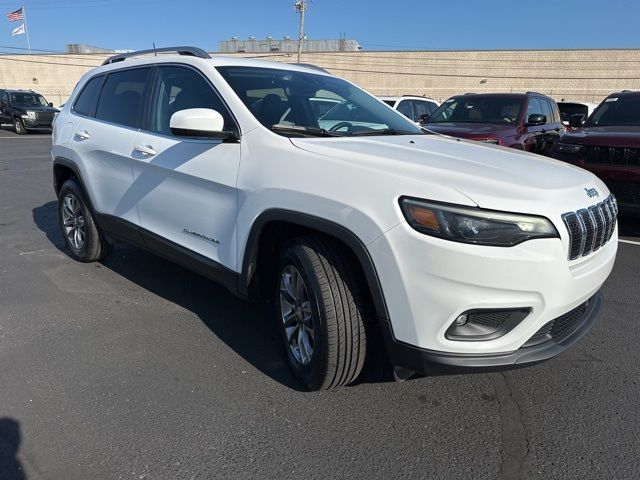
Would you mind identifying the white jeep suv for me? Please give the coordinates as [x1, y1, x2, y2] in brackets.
[51, 47, 618, 390]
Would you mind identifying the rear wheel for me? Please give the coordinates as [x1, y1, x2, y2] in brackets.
[276, 236, 367, 390]
[57, 178, 111, 262]
[13, 118, 26, 135]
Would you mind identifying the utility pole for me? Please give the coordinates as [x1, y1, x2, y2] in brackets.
[294, 0, 308, 63]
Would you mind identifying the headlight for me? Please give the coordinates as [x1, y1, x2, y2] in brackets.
[484, 138, 499, 145]
[557, 142, 583, 154]
[399, 198, 559, 246]
[25, 111, 36, 119]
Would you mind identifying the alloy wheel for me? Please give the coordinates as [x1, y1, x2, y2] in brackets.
[280, 264, 315, 365]
[62, 193, 86, 250]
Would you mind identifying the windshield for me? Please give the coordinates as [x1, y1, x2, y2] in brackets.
[216, 66, 423, 136]
[10, 92, 48, 106]
[586, 95, 640, 127]
[429, 96, 523, 125]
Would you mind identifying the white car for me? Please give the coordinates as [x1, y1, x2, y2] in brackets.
[557, 100, 598, 129]
[52, 47, 617, 390]
[379, 95, 440, 124]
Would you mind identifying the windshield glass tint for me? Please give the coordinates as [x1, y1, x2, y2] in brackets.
[429, 96, 522, 125]
[216, 66, 423, 136]
[10, 93, 48, 106]
[587, 96, 640, 126]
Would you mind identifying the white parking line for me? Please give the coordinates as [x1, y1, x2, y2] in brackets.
[619, 239, 640, 246]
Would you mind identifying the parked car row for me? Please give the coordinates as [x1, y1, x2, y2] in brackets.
[385, 90, 638, 214]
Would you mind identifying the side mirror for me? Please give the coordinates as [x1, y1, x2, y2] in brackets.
[569, 114, 585, 128]
[170, 108, 236, 139]
[526, 114, 546, 126]
[47, 102, 53, 107]
[418, 113, 431, 124]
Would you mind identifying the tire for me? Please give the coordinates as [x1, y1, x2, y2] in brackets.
[276, 236, 367, 390]
[57, 178, 111, 262]
[14, 118, 27, 135]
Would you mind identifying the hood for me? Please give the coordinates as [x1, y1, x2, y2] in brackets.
[290, 134, 605, 215]
[562, 125, 640, 148]
[424, 122, 514, 139]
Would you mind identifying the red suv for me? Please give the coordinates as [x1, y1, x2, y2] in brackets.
[552, 90, 640, 214]
[424, 92, 565, 156]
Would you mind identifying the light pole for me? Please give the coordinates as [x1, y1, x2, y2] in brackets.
[294, 0, 308, 63]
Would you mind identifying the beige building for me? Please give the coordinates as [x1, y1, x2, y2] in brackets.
[1, 48, 638, 106]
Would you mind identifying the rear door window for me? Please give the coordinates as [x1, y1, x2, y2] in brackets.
[412, 100, 436, 121]
[539, 99, 552, 124]
[547, 100, 561, 124]
[72, 75, 104, 117]
[95, 67, 152, 128]
[396, 100, 413, 120]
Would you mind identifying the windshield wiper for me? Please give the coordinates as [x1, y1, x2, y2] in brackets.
[349, 128, 422, 136]
[270, 124, 342, 137]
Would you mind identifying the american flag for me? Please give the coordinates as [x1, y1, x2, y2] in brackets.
[6, 7, 23, 22]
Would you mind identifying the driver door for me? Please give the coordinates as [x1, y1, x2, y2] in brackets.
[131, 65, 241, 270]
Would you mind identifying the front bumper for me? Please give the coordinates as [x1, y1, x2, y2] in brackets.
[367, 218, 616, 363]
[380, 293, 602, 373]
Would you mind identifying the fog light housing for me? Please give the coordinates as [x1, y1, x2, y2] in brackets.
[446, 308, 531, 341]
[455, 314, 468, 326]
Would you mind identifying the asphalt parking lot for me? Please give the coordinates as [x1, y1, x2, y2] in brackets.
[1, 128, 639, 480]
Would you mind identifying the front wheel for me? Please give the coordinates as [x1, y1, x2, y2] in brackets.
[276, 236, 367, 390]
[14, 118, 27, 135]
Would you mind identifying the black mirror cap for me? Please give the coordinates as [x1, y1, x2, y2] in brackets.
[170, 127, 239, 141]
[47, 102, 53, 107]
[527, 114, 546, 126]
[418, 113, 431, 124]
[568, 113, 585, 128]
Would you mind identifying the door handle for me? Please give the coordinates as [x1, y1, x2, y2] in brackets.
[134, 145, 157, 157]
[75, 130, 90, 140]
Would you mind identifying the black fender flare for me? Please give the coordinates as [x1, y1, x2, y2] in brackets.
[52, 157, 97, 213]
[239, 209, 390, 322]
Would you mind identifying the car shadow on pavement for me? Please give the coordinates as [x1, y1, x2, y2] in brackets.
[33, 201, 308, 391]
[0, 418, 26, 480]
[33, 201, 397, 390]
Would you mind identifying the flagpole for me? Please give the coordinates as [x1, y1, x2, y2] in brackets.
[22, 5, 31, 54]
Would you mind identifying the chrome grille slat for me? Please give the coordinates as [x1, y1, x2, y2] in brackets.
[589, 204, 605, 251]
[577, 209, 594, 256]
[562, 194, 617, 260]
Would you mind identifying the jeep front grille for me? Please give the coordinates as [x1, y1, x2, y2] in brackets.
[585, 146, 640, 167]
[561, 195, 617, 261]
[35, 111, 54, 123]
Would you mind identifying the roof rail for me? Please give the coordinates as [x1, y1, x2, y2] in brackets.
[288, 63, 331, 74]
[525, 91, 544, 96]
[102, 46, 210, 66]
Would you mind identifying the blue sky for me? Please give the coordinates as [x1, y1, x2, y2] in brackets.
[0, 0, 638, 53]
